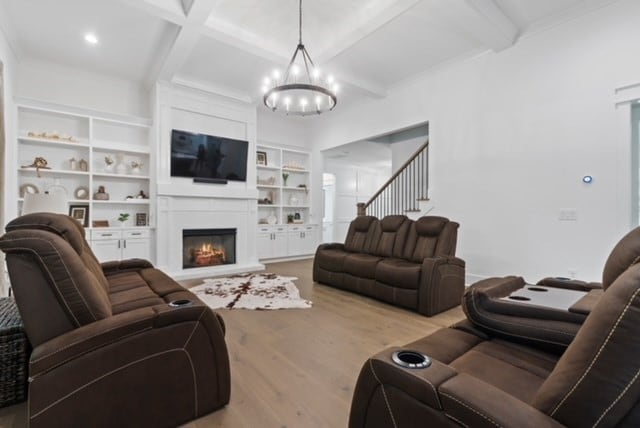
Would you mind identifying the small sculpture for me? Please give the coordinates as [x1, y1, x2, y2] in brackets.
[94, 185, 109, 200]
[104, 155, 114, 173]
[130, 160, 143, 175]
[115, 153, 127, 175]
[78, 158, 88, 172]
[22, 157, 50, 178]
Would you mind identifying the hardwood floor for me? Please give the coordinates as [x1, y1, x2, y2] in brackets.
[0, 259, 465, 428]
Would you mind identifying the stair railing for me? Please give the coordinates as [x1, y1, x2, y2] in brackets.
[357, 140, 429, 218]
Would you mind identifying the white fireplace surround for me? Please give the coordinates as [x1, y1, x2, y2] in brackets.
[156, 196, 263, 280]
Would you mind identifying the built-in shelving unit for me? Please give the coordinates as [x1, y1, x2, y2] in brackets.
[14, 101, 155, 261]
[255, 144, 317, 260]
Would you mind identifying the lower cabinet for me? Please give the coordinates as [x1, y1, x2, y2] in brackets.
[257, 226, 288, 260]
[90, 229, 151, 262]
[257, 224, 318, 260]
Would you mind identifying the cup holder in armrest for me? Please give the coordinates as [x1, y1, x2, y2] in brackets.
[391, 350, 431, 369]
[527, 286, 548, 292]
[169, 299, 193, 308]
[508, 295, 531, 301]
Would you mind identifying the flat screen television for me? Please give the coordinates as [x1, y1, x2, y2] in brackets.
[170, 129, 249, 182]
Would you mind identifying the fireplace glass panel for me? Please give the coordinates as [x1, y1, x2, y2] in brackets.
[182, 228, 236, 269]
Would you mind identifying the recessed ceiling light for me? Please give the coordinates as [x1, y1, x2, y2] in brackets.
[84, 33, 98, 45]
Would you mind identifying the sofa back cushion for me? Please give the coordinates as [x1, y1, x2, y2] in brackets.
[532, 261, 640, 427]
[404, 216, 458, 262]
[344, 216, 379, 253]
[373, 215, 410, 258]
[602, 226, 640, 289]
[1, 214, 112, 344]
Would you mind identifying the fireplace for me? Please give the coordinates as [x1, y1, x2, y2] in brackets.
[182, 228, 236, 269]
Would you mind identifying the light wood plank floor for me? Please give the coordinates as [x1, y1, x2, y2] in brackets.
[0, 259, 464, 428]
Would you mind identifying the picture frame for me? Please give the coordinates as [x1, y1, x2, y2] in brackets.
[135, 212, 148, 226]
[256, 151, 267, 166]
[92, 220, 109, 228]
[69, 204, 89, 227]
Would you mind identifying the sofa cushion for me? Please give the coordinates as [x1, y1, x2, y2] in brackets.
[316, 248, 350, 272]
[344, 216, 378, 253]
[344, 253, 383, 280]
[602, 226, 640, 289]
[373, 215, 410, 258]
[405, 216, 457, 262]
[376, 258, 421, 289]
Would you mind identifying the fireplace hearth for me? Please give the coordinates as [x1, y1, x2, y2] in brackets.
[183, 228, 236, 269]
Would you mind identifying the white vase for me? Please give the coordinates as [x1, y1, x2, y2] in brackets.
[115, 162, 127, 175]
[131, 166, 142, 175]
[104, 163, 114, 173]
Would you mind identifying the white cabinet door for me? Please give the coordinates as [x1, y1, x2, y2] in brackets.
[91, 239, 122, 262]
[272, 229, 288, 258]
[287, 227, 304, 255]
[300, 226, 318, 255]
[122, 239, 149, 260]
[257, 231, 273, 259]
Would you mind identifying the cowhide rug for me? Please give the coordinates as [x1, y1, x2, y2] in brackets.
[190, 273, 312, 310]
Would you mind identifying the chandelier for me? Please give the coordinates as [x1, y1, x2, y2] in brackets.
[262, 0, 338, 116]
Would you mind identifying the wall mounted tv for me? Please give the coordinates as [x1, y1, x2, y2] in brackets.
[170, 129, 249, 182]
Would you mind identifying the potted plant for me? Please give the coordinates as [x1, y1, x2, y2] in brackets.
[118, 213, 130, 227]
[282, 172, 289, 187]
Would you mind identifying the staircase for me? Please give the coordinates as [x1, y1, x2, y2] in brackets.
[357, 141, 429, 218]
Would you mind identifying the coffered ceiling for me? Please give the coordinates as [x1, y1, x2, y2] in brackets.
[0, 0, 618, 110]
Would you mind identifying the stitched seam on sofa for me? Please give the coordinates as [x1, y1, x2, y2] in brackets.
[7, 239, 98, 322]
[550, 286, 640, 416]
[369, 359, 398, 428]
[471, 290, 575, 336]
[182, 348, 199, 418]
[31, 321, 151, 363]
[593, 366, 640, 427]
[31, 327, 153, 378]
[439, 391, 503, 428]
[30, 348, 186, 419]
[445, 412, 470, 428]
[183, 308, 207, 348]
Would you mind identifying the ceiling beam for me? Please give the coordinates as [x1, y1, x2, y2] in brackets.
[450, 0, 519, 51]
[145, 0, 220, 85]
[113, 0, 186, 25]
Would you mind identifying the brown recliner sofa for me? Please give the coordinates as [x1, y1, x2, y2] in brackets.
[350, 258, 640, 427]
[313, 215, 465, 316]
[0, 213, 230, 428]
[462, 226, 640, 352]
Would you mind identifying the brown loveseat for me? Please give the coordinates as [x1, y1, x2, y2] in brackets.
[350, 258, 640, 428]
[313, 215, 465, 316]
[462, 226, 640, 352]
[0, 213, 230, 428]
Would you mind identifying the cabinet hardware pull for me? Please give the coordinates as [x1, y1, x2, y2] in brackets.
[124, 240, 127, 248]
[131, 233, 141, 236]
[117, 240, 120, 249]
[103, 234, 112, 237]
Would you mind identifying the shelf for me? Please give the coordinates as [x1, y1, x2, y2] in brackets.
[19, 135, 90, 148]
[257, 184, 279, 189]
[257, 165, 280, 171]
[282, 205, 310, 209]
[93, 199, 151, 205]
[258, 204, 281, 208]
[283, 186, 309, 191]
[19, 168, 89, 177]
[282, 167, 309, 173]
[93, 172, 150, 180]
[92, 140, 150, 155]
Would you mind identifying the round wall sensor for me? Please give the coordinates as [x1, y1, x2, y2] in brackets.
[582, 175, 593, 184]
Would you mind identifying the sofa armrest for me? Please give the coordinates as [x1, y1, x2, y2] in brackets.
[101, 258, 153, 275]
[439, 373, 562, 428]
[29, 303, 214, 377]
[418, 256, 466, 316]
[537, 276, 602, 291]
[315, 242, 345, 252]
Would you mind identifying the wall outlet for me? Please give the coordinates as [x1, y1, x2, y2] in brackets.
[559, 209, 578, 221]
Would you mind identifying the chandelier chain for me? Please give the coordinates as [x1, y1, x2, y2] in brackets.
[299, 0, 303, 44]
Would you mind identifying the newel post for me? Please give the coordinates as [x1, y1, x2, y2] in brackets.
[357, 203, 366, 216]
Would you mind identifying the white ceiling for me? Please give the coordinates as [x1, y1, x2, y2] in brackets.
[0, 0, 618, 111]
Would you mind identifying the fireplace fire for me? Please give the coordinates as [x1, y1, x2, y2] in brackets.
[183, 228, 236, 269]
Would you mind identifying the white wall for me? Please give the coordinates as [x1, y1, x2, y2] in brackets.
[256, 109, 307, 149]
[310, 0, 640, 282]
[0, 25, 16, 296]
[15, 60, 150, 118]
[390, 126, 428, 173]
